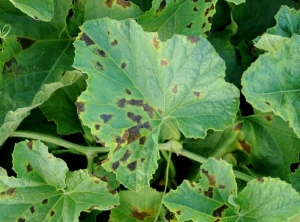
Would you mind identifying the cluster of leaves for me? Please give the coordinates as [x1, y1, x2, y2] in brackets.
[1, 0, 300, 221]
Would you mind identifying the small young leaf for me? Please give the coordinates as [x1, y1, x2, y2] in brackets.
[73, 18, 239, 190]
[110, 187, 163, 221]
[0, 140, 119, 221]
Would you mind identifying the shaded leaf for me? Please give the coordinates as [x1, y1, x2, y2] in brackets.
[0, 140, 119, 221]
[73, 18, 239, 190]
[138, 0, 217, 41]
[290, 166, 300, 193]
[110, 187, 163, 221]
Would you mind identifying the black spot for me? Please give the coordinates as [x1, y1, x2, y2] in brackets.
[141, 158, 145, 163]
[100, 114, 113, 123]
[265, 116, 272, 121]
[204, 8, 209, 16]
[2, 58, 18, 74]
[192, 0, 198, 2]
[187, 36, 200, 43]
[30, 206, 35, 213]
[126, 89, 131, 95]
[95, 124, 100, 130]
[204, 187, 213, 198]
[111, 39, 118, 46]
[193, 92, 200, 97]
[186, 23, 193, 28]
[97, 49, 106, 57]
[50, 211, 55, 216]
[143, 104, 154, 118]
[156, 0, 166, 12]
[193, 7, 198, 12]
[127, 112, 142, 124]
[204, 30, 210, 35]
[120, 150, 131, 162]
[80, 33, 94, 46]
[127, 161, 137, 171]
[205, 0, 211, 2]
[121, 62, 127, 69]
[26, 164, 33, 172]
[75, 102, 85, 114]
[18, 218, 25, 222]
[265, 101, 270, 106]
[27, 141, 33, 150]
[257, 178, 264, 183]
[212, 204, 228, 217]
[17, 37, 36, 50]
[202, 169, 216, 186]
[176, 210, 181, 215]
[123, 126, 141, 143]
[142, 122, 151, 130]
[210, 4, 215, 10]
[139, 136, 146, 145]
[95, 61, 104, 70]
[208, 16, 212, 24]
[118, 98, 126, 108]
[42, 199, 48, 204]
[218, 185, 225, 189]
[4, 188, 16, 196]
[202, 23, 206, 28]
[128, 99, 143, 106]
[112, 161, 120, 170]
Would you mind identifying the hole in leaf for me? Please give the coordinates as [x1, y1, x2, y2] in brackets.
[156, 0, 166, 12]
[186, 23, 193, 28]
[212, 205, 228, 217]
[17, 37, 36, 50]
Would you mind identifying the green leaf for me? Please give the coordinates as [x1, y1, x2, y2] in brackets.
[238, 112, 300, 182]
[138, 0, 217, 41]
[83, 0, 143, 21]
[163, 158, 238, 221]
[0, 167, 7, 177]
[242, 34, 300, 137]
[0, 140, 119, 221]
[93, 162, 120, 190]
[226, 0, 245, 4]
[73, 18, 239, 190]
[163, 158, 300, 221]
[290, 166, 300, 193]
[51, 0, 73, 36]
[40, 72, 86, 135]
[110, 187, 163, 221]
[9, 0, 54, 21]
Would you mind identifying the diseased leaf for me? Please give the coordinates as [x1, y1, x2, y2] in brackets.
[73, 18, 239, 190]
[9, 0, 54, 21]
[93, 162, 120, 190]
[0, 140, 119, 221]
[238, 112, 300, 182]
[163, 158, 238, 221]
[242, 34, 300, 137]
[51, 0, 73, 36]
[163, 158, 300, 221]
[84, 0, 143, 21]
[110, 187, 163, 221]
[0, 0, 75, 145]
[290, 166, 300, 193]
[138, 0, 217, 41]
[40, 72, 86, 135]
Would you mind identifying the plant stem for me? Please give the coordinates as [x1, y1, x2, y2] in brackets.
[10, 131, 110, 154]
[160, 150, 176, 178]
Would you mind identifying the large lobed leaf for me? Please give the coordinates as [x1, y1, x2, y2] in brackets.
[73, 18, 239, 190]
[0, 140, 119, 221]
[163, 158, 300, 221]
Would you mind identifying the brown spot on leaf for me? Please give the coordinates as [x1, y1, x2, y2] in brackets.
[153, 36, 160, 50]
[105, 0, 113, 8]
[176, 210, 181, 215]
[118, 98, 126, 108]
[193, 7, 198, 12]
[3, 188, 16, 196]
[80, 33, 94, 46]
[208, 17, 212, 24]
[202, 169, 216, 186]
[30, 206, 35, 213]
[116, 0, 131, 8]
[204, 8, 210, 16]
[76, 102, 85, 114]
[204, 30, 210, 35]
[213, 204, 228, 217]
[131, 207, 150, 220]
[18, 218, 25, 222]
[120, 150, 131, 162]
[109, 189, 117, 195]
[111, 39, 118, 46]
[128, 99, 143, 106]
[141, 158, 145, 163]
[143, 104, 154, 118]
[265, 101, 270, 106]
[139, 136, 146, 145]
[127, 161, 137, 171]
[50, 211, 55, 216]
[210, 4, 215, 10]
[121, 62, 127, 69]
[2, 58, 18, 74]
[265, 116, 272, 121]
[238, 140, 251, 154]
[193, 92, 200, 97]
[204, 187, 213, 198]
[160, 59, 168, 66]
[100, 114, 113, 123]
[100, 176, 107, 182]
[97, 49, 106, 57]
[126, 89, 131, 95]
[172, 85, 178, 94]
[156, 0, 166, 12]
[189, 181, 196, 187]
[123, 126, 141, 143]
[187, 36, 200, 43]
[218, 185, 225, 189]
[202, 23, 206, 28]
[257, 178, 264, 183]
[234, 122, 243, 131]
[112, 161, 120, 170]
[27, 141, 33, 150]
[215, 219, 220, 222]
[127, 112, 142, 124]
[17, 37, 36, 50]
[42, 199, 48, 204]
[26, 164, 33, 172]
[186, 23, 193, 28]
[88, 205, 98, 212]
[158, 108, 163, 114]
[95, 61, 104, 70]
[95, 124, 100, 130]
